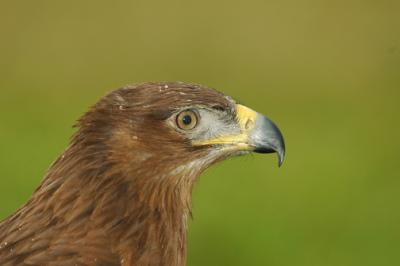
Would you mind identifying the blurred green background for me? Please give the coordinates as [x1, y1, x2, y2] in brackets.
[1, 1, 399, 265]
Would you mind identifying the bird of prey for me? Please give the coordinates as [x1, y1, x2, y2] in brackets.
[0, 82, 285, 266]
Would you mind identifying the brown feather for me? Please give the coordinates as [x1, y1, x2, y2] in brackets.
[0, 82, 237, 266]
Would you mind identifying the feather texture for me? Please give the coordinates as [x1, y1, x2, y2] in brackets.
[0, 82, 237, 266]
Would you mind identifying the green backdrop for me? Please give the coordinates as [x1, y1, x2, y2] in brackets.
[1, 1, 399, 265]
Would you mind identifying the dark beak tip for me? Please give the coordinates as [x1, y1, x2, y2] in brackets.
[277, 143, 285, 167]
[277, 151, 285, 167]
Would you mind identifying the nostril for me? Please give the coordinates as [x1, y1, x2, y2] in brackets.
[245, 119, 254, 130]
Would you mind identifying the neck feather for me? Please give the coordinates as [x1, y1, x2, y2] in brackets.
[38, 137, 200, 265]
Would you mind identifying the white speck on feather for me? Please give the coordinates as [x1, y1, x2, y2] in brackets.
[115, 94, 125, 102]
[164, 85, 169, 89]
[119, 105, 124, 110]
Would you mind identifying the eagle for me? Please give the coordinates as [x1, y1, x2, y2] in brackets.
[0, 82, 285, 266]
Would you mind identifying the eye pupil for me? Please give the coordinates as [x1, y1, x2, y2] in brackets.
[182, 115, 192, 125]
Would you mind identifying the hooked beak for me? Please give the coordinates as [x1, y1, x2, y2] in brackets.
[193, 104, 285, 167]
[249, 110, 286, 166]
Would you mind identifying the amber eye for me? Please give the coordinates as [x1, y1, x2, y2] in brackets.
[176, 110, 198, 130]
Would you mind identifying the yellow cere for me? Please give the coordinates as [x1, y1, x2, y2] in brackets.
[235, 104, 258, 131]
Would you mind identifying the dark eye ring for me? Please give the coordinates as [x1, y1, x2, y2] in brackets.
[176, 110, 198, 130]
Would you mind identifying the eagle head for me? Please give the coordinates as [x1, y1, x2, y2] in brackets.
[77, 82, 285, 181]
[0, 82, 285, 266]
